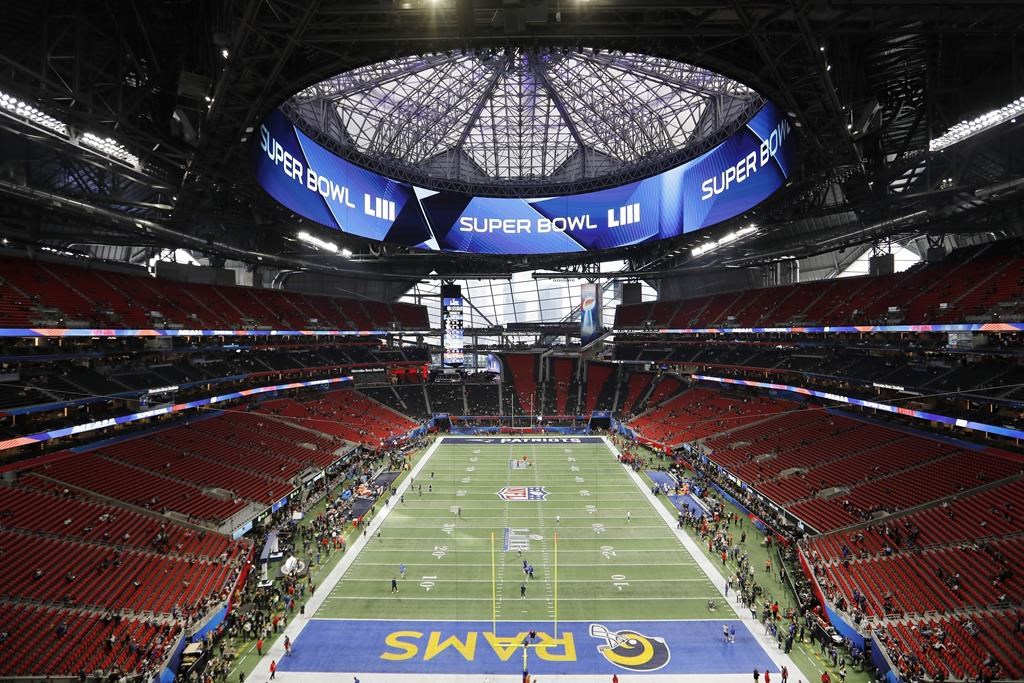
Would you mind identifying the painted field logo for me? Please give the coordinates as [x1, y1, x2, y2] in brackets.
[503, 528, 544, 552]
[496, 486, 548, 501]
[589, 624, 670, 672]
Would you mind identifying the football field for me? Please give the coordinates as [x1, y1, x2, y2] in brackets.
[274, 436, 797, 681]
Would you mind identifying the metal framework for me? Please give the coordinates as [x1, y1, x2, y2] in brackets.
[0, 1, 1021, 284]
[284, 47, 760, 193]
[400, 259, 657, 342]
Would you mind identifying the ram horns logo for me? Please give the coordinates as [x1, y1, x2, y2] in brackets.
[590, 623, 670, 672]
[496, 486, 548, 501]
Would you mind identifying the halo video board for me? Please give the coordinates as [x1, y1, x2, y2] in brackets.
[253, 101, 795, 255]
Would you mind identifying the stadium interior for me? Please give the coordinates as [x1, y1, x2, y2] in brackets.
[0, 2, 1023, 683]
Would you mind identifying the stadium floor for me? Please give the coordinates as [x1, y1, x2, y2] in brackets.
[255, 436, 810, 682]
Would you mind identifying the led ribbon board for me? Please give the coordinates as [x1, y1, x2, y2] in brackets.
[0, 376, 352, 452]
[613, 322, 1024, 335]
[692, 374, 1024, 441]
[0, 328, 389, 338]
[252, 102, 796, 255]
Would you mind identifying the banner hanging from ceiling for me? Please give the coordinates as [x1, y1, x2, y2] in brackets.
[581, 282, 602, 345]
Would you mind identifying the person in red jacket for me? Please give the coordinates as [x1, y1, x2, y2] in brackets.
[765, 668, 772, 683]
[269, 660, 277, 680]
[821, 670, 831, 683]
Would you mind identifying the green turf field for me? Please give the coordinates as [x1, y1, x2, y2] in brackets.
[317, 438, 725, 623]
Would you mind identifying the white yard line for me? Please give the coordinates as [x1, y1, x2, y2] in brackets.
[252, 436, 446, 676]
[321, 595, 721, 601]
[602, 435, 811, 683]
[249, 437, 811, 683]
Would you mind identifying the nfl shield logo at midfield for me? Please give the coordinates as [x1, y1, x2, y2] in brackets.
[497, 486, 549, 501]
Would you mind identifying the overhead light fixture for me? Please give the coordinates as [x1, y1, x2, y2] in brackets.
[692, 225, 758, 258]
[930, 95, 1024, 152]
[297, 230, 339, 253]
[80, 132, 140, 167]
[0, 90, 68, 136]
[221, 49, 230, 59]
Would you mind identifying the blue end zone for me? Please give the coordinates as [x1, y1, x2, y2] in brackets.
[442, 436, 605, 444]
[280, 619, 775, 676]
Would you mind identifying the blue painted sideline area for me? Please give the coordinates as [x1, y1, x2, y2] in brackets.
[280, 618, 774, 676]
[645, 470, 677, 490]
[668, 494, 707, 519]
[645, 470, 707, 520]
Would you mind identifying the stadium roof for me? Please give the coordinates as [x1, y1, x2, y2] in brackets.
[283, 47, 762, 193]
[0, 1, 1022, 282]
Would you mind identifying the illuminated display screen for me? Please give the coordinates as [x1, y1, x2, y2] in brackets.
[252, 101, 796, 255]
[441, 285, 464, 366]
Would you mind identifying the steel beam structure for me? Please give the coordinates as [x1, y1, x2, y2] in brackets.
[0, 0, 1020, 283]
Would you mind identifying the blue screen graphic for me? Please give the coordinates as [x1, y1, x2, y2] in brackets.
[252, 102, 796, 255]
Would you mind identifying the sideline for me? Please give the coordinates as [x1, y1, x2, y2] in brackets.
[250, 436, 812, 683]
[251, 436, 446, 678]
[602, 435, 812, 683]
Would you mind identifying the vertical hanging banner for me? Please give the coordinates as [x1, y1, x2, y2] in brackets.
[581, 283, 602, 345]
[441, 284, 464, 366]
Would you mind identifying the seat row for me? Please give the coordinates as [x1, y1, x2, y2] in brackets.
[0, 482, 233, 559]
[0, 255, 428, 330]
[614, 249, 1024, 329]
[260, 389, 418, 447]
[0, 603, 176, 678]
[628, 387, 788, 446]
[33, 454, 249, 523]
[0, 529, 235, 615]
[503, 354, 540, 414]
[882, 610, 1024, 682]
